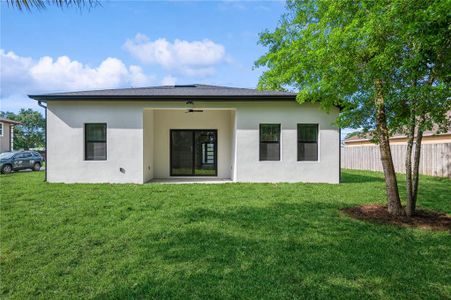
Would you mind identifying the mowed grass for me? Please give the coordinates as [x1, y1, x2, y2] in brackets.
[0, 170, 450, 299]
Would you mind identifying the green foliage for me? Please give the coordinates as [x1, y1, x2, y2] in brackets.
[387, 0, 450, 134]
[1, 170, 449, 298]
[1, 109, 45, 150]
[344, 131, 363, 139]
[256, 0, 450, 132]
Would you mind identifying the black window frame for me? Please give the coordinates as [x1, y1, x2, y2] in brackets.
[84, 123, 107, 161]
[169, 129, 218, 176]
[0, 123, 3, 136]
[297, 123, 319, 161]
[259, 123, 281, 161]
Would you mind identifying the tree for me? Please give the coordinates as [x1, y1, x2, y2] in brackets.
[256, 0, 450, 216]
[0, 109, 45, 150]
[389, 1, 450, 216]
[7, 0, 98, 11]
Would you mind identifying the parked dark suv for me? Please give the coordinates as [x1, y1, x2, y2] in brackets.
[0, 151, 43, 174]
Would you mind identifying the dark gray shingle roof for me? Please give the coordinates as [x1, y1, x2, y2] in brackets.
[29, 84, 297, 101]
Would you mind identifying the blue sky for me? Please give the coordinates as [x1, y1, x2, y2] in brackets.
[1, 1, 286, 112]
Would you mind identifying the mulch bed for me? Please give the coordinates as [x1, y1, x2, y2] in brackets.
[341, 205, 451, 231]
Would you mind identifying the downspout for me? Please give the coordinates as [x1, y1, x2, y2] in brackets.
[38, 101, 47, 182]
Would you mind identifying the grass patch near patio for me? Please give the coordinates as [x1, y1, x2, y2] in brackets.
[1, 170, 450, 299]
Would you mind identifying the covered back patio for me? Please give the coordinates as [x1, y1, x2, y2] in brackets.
[143, 108, 236, 182]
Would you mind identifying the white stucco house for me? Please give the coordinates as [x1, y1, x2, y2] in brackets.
[29, 84, 340, 184]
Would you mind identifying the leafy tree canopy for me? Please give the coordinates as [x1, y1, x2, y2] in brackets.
[256, 0, 450, 134]
[256, 0, 450, 216]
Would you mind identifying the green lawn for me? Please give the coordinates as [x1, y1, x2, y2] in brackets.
[1, 170, 450, 299]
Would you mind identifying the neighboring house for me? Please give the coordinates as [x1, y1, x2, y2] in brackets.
[344, 130, 451, 146]
[0, 117, 21, 153]
[344, 110, 451, 147]
[29, 84, 340, 184]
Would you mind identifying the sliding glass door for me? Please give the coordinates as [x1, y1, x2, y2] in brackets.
[170, 130, 194, 176]
[170, 130, 217, 176]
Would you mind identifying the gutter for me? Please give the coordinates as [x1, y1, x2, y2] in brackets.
[37, 101, 47, 182]
[28, 95, 345, 111]
[28, 95, 297, 101]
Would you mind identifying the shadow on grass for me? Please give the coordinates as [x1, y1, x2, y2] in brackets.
[341, 170, 385, 184]
[95, 202, 450, 299]
[342, 170, 451, 213]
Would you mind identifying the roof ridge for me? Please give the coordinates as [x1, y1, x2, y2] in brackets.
[36, 84, 292, 95]
[28, 84, 299, 101]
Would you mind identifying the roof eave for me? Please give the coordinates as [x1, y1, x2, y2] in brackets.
[28, 94, 346, 110]
[28, 94, 298, 101]
[0, 120, 22, 125]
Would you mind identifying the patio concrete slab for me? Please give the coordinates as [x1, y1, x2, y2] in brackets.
[148, 178, 233, 184]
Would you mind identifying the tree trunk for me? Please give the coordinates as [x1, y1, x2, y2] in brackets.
[411, 126, 424, 214]
[374, 79, 404, 215]
[405, 108, 416, 217]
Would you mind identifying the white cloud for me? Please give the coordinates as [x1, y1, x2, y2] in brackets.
[123, 34, 227, 77]
[129, 65, 155, 86]
[0, 49, 155, 98]
[0, 50, 34, 97]
[29, 56, 155, 91]
[161, 75, 177, 86]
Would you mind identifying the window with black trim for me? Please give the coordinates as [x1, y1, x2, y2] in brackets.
[259, 124, 280, 161]
[85, 123, 107, 160]
[0, 123, 3, 136]
[298, 124, 318, 161]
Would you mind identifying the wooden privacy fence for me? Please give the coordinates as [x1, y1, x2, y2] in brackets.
[341, 143, 451, 178]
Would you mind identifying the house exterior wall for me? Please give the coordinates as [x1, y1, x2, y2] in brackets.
[143, 110, 154, 182]
[0, 122, 11, 153]
[47, 102, 144, 183]
[230, 110, 237, 181]
[234, 102, 340, 183]
[46, 100, 339, 184]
